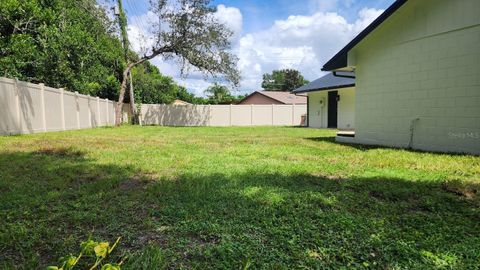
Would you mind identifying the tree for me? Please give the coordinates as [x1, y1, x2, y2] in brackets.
[0, 0, 125, 98]
[115, 0, 240, 125]
[203, 83, 231, 104]
[132, 61, 199, 104]
[203, 83, 246, 104]
[0, 0, 227, 108]
[261, 69, 309, 92]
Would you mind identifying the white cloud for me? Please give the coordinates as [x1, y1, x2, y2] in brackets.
[126, 4, 384, 95]
[215, 5, 243, 41]
[176, 78, 212, 96]
[354, 8, 384, 31]
[236, 7, 384, 90]
[127, 11, 157, 55]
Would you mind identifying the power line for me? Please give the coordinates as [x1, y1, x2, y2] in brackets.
[114, 0, 138, 123]
[125, 0, 150, 32]
[124, 1, 143, 30]
[123, 0, 156, 54]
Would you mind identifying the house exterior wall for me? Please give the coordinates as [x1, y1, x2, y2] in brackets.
[238, 93, 283, 105]
[308, 91, 328, 128]
[337, 88, 355, 130]
[351, 0, 480, 154]
[308, 87, 355, 129]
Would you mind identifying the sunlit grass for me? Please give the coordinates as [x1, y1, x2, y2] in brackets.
[0, 126, 479, 269]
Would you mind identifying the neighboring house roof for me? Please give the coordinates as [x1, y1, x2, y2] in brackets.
[240, 91, 307, 104]
[171, 99, 191, 105]
[322, 0, 408, 71]
[292, 72, 355, 94]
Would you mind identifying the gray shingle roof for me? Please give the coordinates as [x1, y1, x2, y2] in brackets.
[292, 72, 355, 94]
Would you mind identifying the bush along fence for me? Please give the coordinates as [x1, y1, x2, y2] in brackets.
[0, 77, 307, 135]
[0, 77, 115, 135]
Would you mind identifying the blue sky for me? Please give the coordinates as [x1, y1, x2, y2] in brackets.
[210, 0, 394, 33]
[113, 0, 395, 95]
[121, 0, 394, 32]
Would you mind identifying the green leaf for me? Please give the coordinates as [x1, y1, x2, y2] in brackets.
[63, 255, 78, 270]
[81, 239, 98, 255]
[94, 242, 110, 258]
[46, 266, 59, 270]
[101, 263, 121, 270]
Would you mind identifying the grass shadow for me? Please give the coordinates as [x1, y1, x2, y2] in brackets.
[143, 172, 479, 269]
[305, 136, 394, 152]
[0, 150, 145, 269]
[305, 136, 478, 156]
[0, 149, 479, 269]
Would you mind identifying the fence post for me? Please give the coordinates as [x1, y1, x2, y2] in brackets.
[105, 99, 109, 125]
[208, 104, 211, 126]
[271, 104, 274, 126]
[158, 104, 161, 126]
[96, 97, 101, 126]
[14, 78, 22, 133]
[87, 96, 92, 127]
[292, 103, 295, 126]
[251, 104, 254, 126]
[75, 91, 80, 129]
[39, 83, 47, 132]
[138, 104, 143, 126]
[60, 88, 66, 131]
[229, 104, 233, 126]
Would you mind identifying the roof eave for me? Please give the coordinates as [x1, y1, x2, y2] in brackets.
[292, 83, 356, 94]
[322, 0, 408, 71]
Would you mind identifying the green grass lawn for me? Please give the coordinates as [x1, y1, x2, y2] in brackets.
[0, 126, 479, 269]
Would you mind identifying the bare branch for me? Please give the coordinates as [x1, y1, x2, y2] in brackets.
[115, 0, 240, 125]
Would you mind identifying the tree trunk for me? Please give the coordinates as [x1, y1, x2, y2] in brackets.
[115, 50, 166, 126]
[128, 71, 138, 124]
[115, 64, 134, 126]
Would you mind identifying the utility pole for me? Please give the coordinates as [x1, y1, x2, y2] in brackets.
[114, 0, 138, 124]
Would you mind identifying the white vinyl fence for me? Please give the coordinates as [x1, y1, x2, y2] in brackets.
[0, 77, 307, 135]
[139, 104, 307, 127]
[0, 77, 115, 135]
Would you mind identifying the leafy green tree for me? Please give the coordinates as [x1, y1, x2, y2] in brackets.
[261, 69, 309, 92]
[0, 0, 125, 98]
[132, 62, 199, 104]
[0, 0, 229, 111]
[115, 0, 241, 125]
[203, 83, 246, 104]
[204, 83, 233, 104]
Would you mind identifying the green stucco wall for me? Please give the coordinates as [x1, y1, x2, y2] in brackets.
[351, 0, 480, 154]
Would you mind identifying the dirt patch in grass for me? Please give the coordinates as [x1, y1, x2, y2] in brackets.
[34, 147, 85, 159]
[132, 230, 170, 249]
[74, 172, 108, 185]
[368, 190, 431, 213]
[119, 178, 146, 191]
[310, 172, 345, 182]
[367, 190, 420, 202]
[368, 190, 387, 200]
[0, 184, 11, 193]
[119, 173, 158, 191]
[175, 234, 222, 266]
[442, 180, 478, 199]
[187, 233, 221, 249]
